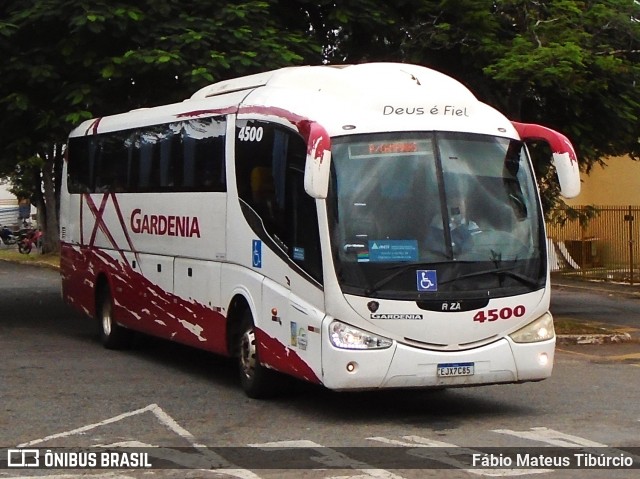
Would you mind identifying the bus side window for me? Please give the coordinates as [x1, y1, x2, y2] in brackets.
[235, 120, 281, 236]
[250, 166, 276, 219]
[184, 117, 226, 192]
[67, 136, 94, 193]
[235, 120, 322, 283]
[284, 136, 323, 283]
[159, 130, 181, 189]
[136, 129, 162, 191]
[95, 133, 127, 192]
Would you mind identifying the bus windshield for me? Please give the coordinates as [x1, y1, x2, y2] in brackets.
[328, 131, 546, 300]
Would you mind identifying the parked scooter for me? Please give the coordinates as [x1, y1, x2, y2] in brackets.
[18, 229, 43, 254]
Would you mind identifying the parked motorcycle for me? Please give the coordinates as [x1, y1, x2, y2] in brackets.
[18, 229, 43, 254]
[0, 225, 21, 246]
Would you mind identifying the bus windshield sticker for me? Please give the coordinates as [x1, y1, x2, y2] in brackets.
[368, 240, 418, 262]
[417, 270, 438, 292]
[356, 249, 370, 262]
[297, 328, 308, 350]
[252, 240, 262, 268]
[293, 247, 305, 261]
[290, 322, 297, 346]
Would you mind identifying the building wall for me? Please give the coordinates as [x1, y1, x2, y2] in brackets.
[0, 183, 19, 226]
[565, 155, 640, 206]
[0, 182, 17, 202]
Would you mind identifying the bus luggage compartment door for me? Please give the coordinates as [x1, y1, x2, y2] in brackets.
[261, 277, 323, 384]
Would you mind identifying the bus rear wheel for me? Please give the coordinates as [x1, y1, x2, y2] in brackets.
[97, 284, 132, 349]
[238, 310, 280, 399]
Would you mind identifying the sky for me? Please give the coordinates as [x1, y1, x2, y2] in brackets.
[0, 182, 16, 201]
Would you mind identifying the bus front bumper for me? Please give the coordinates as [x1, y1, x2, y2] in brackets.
[321, 336, 555, 391]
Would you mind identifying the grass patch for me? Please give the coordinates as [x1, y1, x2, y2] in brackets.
[554, 318, 618, 335]
[0, 248, 59, 269]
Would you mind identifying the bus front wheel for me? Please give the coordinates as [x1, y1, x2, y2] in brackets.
[238, 310, 279, 399]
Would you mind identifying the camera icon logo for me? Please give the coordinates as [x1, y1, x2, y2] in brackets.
[7, 449, 40, 468]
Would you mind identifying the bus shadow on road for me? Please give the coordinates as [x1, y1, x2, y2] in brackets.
[277, 382, 533, 427]
[47, 313, 545, 421]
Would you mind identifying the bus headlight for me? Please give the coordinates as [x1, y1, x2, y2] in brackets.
[329, 320, 393, 350]
[509, 312, 555, 343]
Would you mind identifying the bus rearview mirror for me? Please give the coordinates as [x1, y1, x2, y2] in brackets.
[304, 122, 332, 199]
[512, 121, 581, 199]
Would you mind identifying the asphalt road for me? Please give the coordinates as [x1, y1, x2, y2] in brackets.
[0, 261, 639, 478]
[551, 281, 640, 331]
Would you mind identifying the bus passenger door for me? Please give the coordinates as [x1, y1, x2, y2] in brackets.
[233, 118, 325, 381]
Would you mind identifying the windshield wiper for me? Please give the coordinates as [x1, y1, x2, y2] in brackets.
[439, 267, 539, 288]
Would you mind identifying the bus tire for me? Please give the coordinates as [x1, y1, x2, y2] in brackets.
[238, 310, 280, 399]
[97, 284, 131, 350]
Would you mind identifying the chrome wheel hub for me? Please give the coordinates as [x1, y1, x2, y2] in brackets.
[240, 328, 257, 378]
[101, 302, 112, 336]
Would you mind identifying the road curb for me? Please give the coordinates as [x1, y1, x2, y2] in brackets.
[552, 278, 640, 299]
[0, 257, 60, 271]
[556, 332, 633, 345]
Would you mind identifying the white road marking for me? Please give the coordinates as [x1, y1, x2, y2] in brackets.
[249, 440, 403, 479]
[18, 404, 160, 447]
[15, 404, 260, 479]
[492, 427, 607, 447]
[2, 474, 136, 479]
[368, 435, 550, 477]
[8, 416, 629, 479]
[492, 427, 640, 467]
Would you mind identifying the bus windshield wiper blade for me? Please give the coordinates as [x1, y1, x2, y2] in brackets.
[439, 267, 538, 288]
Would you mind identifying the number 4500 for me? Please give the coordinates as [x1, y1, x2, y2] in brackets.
[238, 125, 264, 142]
[473, 305, 525, 323]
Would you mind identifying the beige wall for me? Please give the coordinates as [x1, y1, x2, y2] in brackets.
[566, 155, 640, 206]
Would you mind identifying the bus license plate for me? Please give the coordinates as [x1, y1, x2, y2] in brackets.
[437, 362, 474, 377]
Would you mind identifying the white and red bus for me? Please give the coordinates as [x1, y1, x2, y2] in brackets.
[60, 63, 580, 398]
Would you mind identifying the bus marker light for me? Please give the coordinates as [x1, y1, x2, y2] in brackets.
[538, 353, 549, 367]
[346, 362, 358, 373]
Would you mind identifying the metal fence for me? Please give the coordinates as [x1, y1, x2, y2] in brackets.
[0, 198, 19, 227]
[546, 205, 640, 284]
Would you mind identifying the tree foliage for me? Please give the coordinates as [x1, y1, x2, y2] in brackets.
[0, 0, 320, 251]
[1, 0, 639, 248]
[303, 0, 640, 211]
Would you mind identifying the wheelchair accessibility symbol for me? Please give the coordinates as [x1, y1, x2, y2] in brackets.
[252, 240, 262, 268]
[417, 270, 437, 292]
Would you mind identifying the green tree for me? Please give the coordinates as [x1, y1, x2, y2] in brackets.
[302, 0, 640, 212]
[2, 0, 639, 236]
[284, 0, 403, 62]
[0, 0, 320, 252]
[483, 0, 640, 212]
